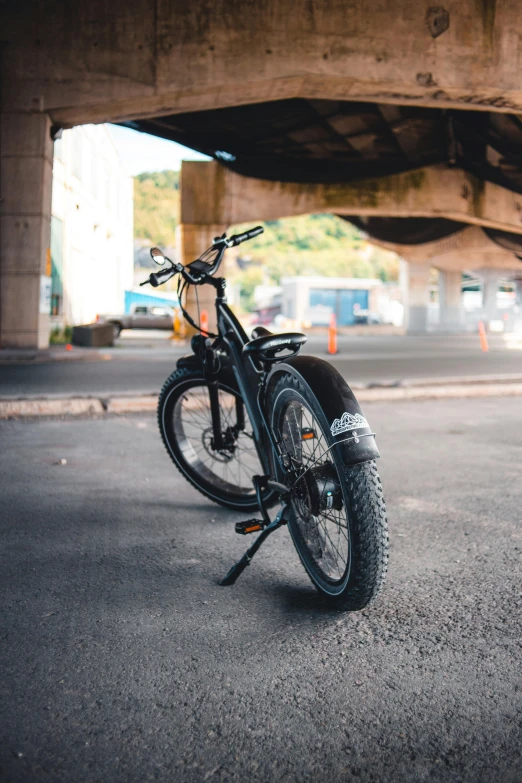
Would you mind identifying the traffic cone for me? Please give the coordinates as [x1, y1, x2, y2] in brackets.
[200, 310, 209, 336]
[172, 311, 181, 338]
[478, 320, 489, 352]
[328, 313, 337, 355]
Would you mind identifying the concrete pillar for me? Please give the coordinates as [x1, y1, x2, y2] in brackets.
[0, 112, 53, 349]
[178, 161, 231, 334]
[513, 278, 522, 307]
[400, 259, 431, 333]
[479, 269, 500, 326]
[438, 269, 464, 331]
[177, 224, 227, 333]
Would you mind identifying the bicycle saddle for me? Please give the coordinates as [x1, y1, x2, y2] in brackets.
[243, 332, 307, 362]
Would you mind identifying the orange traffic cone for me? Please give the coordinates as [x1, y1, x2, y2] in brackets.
[200, 310, 209, 336]
[478, 320, 489, 352]
[328, 313, 337, 355]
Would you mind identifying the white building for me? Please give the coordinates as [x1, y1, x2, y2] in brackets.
[50, 124, 134, 328]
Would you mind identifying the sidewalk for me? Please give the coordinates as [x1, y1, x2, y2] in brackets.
[2, 373, 522, 418]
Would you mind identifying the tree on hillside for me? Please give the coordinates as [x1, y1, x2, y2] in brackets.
[134, 170, 180, 247]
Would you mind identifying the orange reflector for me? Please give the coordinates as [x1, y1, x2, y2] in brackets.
[245, 524, 262, 533]
[302, 428, 316, 440]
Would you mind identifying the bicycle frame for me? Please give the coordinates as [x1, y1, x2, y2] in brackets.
[207, 278, 284, 481]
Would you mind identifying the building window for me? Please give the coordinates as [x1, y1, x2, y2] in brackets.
[91, 145, 97, 197]
[54, 135, 63, 161]
[72, 131, 83, 180]
[105, 167, 111, 210]
[50, 216, 64, 315]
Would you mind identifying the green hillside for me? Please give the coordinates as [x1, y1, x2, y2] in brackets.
[134, 170, 180, 247]
[133, 170, 399, 289]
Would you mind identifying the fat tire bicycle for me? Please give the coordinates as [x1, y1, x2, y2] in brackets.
[142, 227, 388, 611]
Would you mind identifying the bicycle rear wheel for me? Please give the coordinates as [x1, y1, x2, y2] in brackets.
[269, 372, 388, 610]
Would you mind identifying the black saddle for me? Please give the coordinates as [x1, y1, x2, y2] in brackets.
[243, 327, 307, 363]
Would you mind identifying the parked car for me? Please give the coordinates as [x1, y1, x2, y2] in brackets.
[98, 304, 177, 338]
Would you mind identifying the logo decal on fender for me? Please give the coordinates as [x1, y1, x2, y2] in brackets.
[330, 412, 369, 437]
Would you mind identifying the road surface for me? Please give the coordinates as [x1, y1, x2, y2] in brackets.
[1, 396, 520, 782]
[1, 333, 522, 397]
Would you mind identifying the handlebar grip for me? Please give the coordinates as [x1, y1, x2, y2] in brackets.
[149, 267, 175, 287]
[229, 225, 264, 246]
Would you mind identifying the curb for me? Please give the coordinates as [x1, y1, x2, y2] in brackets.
[357, 382, 522, 402]
[0, 397, 105, 418]
[2, 381, 522, 419]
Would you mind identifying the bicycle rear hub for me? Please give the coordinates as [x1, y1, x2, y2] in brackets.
[304, 463, 344, 515]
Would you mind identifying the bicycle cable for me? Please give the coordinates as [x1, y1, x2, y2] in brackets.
[176, 274, 218, 338]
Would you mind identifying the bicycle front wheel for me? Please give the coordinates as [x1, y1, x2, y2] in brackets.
[158, 367, 273, 511]
[269, 372, 388, 610]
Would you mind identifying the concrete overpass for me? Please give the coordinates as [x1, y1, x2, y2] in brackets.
[2, 0, 522, 347]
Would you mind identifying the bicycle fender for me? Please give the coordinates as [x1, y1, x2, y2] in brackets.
[176, 353, 240, 394]
[266, 355, 380, 466]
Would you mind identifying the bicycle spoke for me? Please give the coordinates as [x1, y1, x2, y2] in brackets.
[173, 383, 261, 495]
[281, 397, 351, 582]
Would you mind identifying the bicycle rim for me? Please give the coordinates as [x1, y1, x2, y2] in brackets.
[171, 380, 262, 498]
[277, 392, 351, 586]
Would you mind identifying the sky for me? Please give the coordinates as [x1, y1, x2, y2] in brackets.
[107, 124, 210, 176]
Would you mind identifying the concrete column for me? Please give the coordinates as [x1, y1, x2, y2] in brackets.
[178, 161, 230, 334]
[400, 259, 431, 333]
[479, 269, 500, 326]
[0, 112, 53, 349]
[513, 278, 522, 307]
[438, 269, 464, 331]
[177, 223, 227, 334]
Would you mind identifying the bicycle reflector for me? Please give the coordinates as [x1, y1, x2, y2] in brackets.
[301, 428, 316, 440]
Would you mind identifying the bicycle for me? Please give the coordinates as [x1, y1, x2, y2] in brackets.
[141, 227, 388, 610]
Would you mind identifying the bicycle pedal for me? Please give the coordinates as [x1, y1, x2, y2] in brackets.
[235, 519, 265, 535]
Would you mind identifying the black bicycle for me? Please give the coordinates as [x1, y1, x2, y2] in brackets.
[142, 227, 388, 610]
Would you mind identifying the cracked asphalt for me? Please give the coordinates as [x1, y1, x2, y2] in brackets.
[0, 397, 520, 782]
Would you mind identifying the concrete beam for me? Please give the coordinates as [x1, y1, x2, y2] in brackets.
[370, 225, 522, 273]
[3, 1, 522, 124]
[181, 160, 522, 237]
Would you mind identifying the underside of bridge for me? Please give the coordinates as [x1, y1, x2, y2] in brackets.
[2, 1, 522, 346]
[126, 100, 522, 332]
[125, 100, 522, 191]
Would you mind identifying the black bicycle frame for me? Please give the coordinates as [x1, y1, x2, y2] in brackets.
[204, 279, 283, 481]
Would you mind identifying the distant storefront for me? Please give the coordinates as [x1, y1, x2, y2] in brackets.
[282, 276, 384, 326]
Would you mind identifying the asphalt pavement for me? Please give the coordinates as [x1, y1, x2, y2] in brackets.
[1, 397, 520, 782]
[1, 333, 522, 398]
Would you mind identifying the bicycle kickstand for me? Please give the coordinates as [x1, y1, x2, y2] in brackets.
[219, 503, 289, 586]
[219, 475, 290, 586]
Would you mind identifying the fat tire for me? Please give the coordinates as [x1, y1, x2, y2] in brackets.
[269, 372, 388, 610]
[158, 366, 275, 511]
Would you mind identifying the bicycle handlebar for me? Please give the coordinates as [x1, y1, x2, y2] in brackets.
[228, 226, 264, 247]
[140, 266, 177, 288]
[141, 226, 265, 289]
